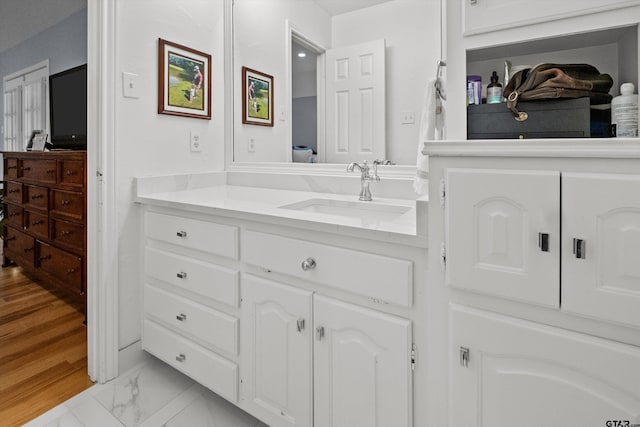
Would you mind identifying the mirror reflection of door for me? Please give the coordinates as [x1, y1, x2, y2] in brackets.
[324, 39, 385, 164]
[291, 37, 321, 163]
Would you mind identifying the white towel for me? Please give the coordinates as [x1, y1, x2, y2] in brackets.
[413, 79, 445, 195]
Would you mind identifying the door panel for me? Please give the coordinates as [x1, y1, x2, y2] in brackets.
[324, 39, 385, 163]
[314, 295, 412, 427]
[446, 168, 560, 307]
[450, 304, 640, 427]
[562, 172, 640, 328]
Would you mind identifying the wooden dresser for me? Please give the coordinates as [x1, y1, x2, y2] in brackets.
[2, 151, 87, 312]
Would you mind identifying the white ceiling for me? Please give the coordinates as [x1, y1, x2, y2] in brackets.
[312, 0, 394, 16]
[0, 0, 86, 53]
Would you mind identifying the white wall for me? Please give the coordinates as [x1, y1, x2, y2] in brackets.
[332, 0, 439, 165]
[114, 0, 226, 349]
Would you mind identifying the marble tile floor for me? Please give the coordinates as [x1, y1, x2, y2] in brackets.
[24, 357, 269, 427]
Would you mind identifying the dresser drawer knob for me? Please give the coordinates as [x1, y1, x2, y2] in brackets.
[47, 169, 56, 174]
[61, 200, 71, 206]
[31, 220, 43, 226]
[9, 189, 20, 193]
[176, 230, 187, 238]
[9, 212, 20, 217]
[176, 271, 187, 279]
[39, 254, 51, 261]
[24, 247, 34, 253]
[65, 170, 76, 176]
[31, 194, 44, 200]
[22, 166, 31, 171]
[61, 230, 73, 236]
[176, 313, 187, 322]
[175, 353, 186, 362]
[301, 257, 316, 271]
[66, 268, 77, 274]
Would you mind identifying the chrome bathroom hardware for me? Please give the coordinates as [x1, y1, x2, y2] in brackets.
[176, 230, 187, 238]
[316, 326, 325, 341]
[175, 353, 186, 362]
[573, 238, 586, 259]
[176, 271, 187, 279]
[460, 347, 470, 367]
[176, 313, 187, 321]
[538, 232, 549, 252]
[301, 257, 316, 271]
[297, 318, 306, 332]
[347, 160, 380, 201]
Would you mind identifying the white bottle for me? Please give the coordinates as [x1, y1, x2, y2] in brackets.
[611, 83, 638, 137]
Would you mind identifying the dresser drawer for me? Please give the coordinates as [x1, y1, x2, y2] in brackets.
[50, 189, 84, 222]
[145, 247, 239, 307]
[5, 181, 23, 204]
[24, 210, 49, 240]
[24, 185, 49, 211]
[21, 159, 57, 185]
[145, 212, 238, 260]
[144, 284, 238, 355]
[143, 319, 238, 402]
[242, 230, 413, 307]
[4, 203, 23, 228]
[4, 226, 35, 268]
[37, 241, 83, 295]
[50, 219, 84, 253]
[4, 158, 19, 179]
[58, 159, 85, 189]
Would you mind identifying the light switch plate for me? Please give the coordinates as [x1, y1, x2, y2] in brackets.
[122, 72, 140, 98]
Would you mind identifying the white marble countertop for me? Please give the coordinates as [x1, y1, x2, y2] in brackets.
[135, 184, 428, 248]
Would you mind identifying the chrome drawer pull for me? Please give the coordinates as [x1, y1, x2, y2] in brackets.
[175, 353, 186, 362]
[316, 326, 325, 341]
[176, 313, 187, 322]
[573, 238, 586, 259]
[296, 318, 305, 332]
[176, 230, 187, 238]
[176, 271, 187, 279]
[460, 347, 470, 368]
[301, 258, 316, 271]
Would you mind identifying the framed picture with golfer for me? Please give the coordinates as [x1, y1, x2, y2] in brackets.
[242, 66, 274, 126]
[158, 38, 211, 119]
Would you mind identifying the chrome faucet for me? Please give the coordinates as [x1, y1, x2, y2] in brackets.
[347, 160, 380, 201]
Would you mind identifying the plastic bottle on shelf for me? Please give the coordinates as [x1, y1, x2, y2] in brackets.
[486, 71, 503, 104]
[611, 83, 638, 137]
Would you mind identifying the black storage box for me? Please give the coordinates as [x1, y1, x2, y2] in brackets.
[467, 97, 611, 139]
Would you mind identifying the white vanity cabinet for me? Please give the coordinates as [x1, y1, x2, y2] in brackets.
[426, 142, 640, 427]
[450, 304, 640, 427]
[445, 167, 640, 328]
[142, 210, 242, 402]
[140, 205, 426, 427]
[241, 230, 414, 427]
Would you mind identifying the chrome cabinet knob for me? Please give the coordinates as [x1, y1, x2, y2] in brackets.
[176, 230, 187, 238]
[176, 313, 187, 322]
[175, 353, 186, 362]
[301, 258, 316, 271]
[176, 271, 187, 279]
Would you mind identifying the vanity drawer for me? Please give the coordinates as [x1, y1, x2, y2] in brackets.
[242, 230, 413, 307]
[145, 247, 239, 308]
[145, 212, 238, 260]
[143, 319, 238, 402]
[144, 283, 239, 356]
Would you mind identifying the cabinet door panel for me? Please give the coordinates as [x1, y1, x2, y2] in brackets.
[450, 304, 640, 427]
[446, 168, 560, 307]
[563, 173, 640, 328]
[241, 275, 312, 427]
[314, 295, 412, 427]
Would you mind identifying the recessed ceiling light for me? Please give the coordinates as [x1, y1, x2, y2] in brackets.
[297, 52, 307, 58]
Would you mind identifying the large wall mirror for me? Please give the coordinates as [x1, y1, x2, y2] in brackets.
[233, 0, 441, 166]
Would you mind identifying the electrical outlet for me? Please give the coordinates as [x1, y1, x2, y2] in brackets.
[190, 131, 201, 152]
[401, 111, 416, 124]
[247, 137, 256, 153]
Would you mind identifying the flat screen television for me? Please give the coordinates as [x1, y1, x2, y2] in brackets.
[49, 64, 87, 150]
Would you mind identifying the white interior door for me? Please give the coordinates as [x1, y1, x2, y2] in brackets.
[324, 39, 385, 164]
[562, 172, 640, 328]
[241, 275, 312, 427]
[314, 295, 412, 427]
[445, 168, 560, 307]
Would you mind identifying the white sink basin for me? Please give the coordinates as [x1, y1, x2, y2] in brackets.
[279, 198, 411, 222]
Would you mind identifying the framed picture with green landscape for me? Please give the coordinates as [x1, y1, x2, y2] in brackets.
[158, 38, 211, 119]
[242, 66, 273, 126]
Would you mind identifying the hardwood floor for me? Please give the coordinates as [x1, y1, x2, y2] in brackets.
[0, 265, 93, 426]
